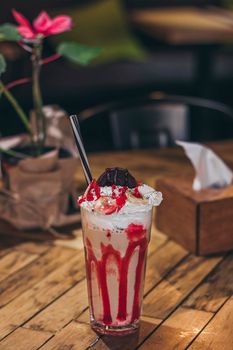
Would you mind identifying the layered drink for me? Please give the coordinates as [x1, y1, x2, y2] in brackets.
[79, 168, 162, 335]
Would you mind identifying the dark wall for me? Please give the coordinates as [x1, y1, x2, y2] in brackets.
[0, 0, 222, 21]
[0, 1, 82, 21]
[125, 0, 221, 7]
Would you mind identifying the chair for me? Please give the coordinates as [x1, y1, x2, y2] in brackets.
[110, 103, 188, 149]
[79, 92, 233, 151]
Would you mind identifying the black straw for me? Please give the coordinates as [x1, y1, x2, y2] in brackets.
[69, 115, 92, 184]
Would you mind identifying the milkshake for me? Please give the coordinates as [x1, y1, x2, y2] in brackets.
[79, 168, 162, 335]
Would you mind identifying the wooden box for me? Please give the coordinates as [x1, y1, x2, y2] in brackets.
[156, 177, 233, 255]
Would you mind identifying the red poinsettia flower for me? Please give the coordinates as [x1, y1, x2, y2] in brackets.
[12, 9, 72, 40]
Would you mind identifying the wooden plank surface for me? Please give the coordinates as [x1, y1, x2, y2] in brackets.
[143, 255, 222, 319]
[25, 278, 88, 333]
[0, 142, 233, 349]
[0, 327, 52, 350]
[39, 322, 100, 350]
[0, 253, 84, 340]
[144, 239, 187, 294]
[184, 254, 233, 313]
[0, 250, 38, 282]
[0, 246, 78, 307]
[138, 307, 213, 350]
[189, 297, 233, 350]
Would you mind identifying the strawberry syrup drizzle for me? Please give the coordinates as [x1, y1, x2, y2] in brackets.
[85, 224, 148, 325]
[79, 181, 144, 213]
[131, 242, 147, 320]
[133, 186, 142, 199]
[116, 238, 147, 321]
[85, 239, 97, 319]
[101, 244, 121, 324]
[78, 180, 101, 205]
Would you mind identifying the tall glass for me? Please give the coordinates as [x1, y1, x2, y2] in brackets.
[81, 206, 152, 336]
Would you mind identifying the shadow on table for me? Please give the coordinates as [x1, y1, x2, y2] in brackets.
[87, 318, 160, 349]
[99, 331, 140, 350]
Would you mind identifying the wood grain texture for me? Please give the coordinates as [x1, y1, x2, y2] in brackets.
[156, 178, 197, 254]
[39, 322, 100, 350]
[25, 279, 88, 333]
[143, 255, 222, 319]
[147, 227, 168, 257]
[156, 176, 233, 255]
[184, 254, 233, 312]
[0, 246, 77, 307]
[189, 297, 233, 350]
[76, 307, 89, 324]
[14, 241, 50, 254]
[0, 250, 38, 282]
[0, 327, 52, 350]
[144, 240, 187, 294]
[0, 254, 85, 340]
[139, 307, 213, 350]
[200, 198, 233, 254]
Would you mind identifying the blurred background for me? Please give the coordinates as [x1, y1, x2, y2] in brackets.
[1, 0, 233, 152]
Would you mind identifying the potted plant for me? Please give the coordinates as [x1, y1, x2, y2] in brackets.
[0, 9, 101, 231]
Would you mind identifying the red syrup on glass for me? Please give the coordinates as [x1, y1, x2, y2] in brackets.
[84, 223, 148, 326]
[79, 168, 159, 335]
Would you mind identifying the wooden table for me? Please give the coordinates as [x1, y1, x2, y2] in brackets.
[131, 7, 233, 45]
[0, 142, 233, 349]
[131, 6, 233, 99]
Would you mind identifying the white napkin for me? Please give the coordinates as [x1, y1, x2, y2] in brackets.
[176, 140, 233, 190]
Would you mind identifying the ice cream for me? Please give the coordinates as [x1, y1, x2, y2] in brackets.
[79, 167, 162, 335]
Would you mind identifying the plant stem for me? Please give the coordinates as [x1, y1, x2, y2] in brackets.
[0, 80, 34, 142]
[18, 41, 33, 53]
[41, 53, 61, 65]
[32, 41, 45, 152]
[6, 77, 31, 90]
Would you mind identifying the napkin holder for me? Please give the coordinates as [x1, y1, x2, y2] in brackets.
[156, 176, 233, 255]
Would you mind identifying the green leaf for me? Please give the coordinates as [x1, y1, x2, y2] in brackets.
[57, 42, 102, 66]
[0, 54, 6, 77]
[0, 147, 26, 159]
[0, 24, 21, 41]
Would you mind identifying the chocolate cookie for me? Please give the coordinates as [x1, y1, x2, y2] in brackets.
[97, 168, 137, 188]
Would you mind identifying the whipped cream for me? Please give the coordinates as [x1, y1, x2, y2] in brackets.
[78, 181, 163, 214]
[138, 184, 163, 206]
